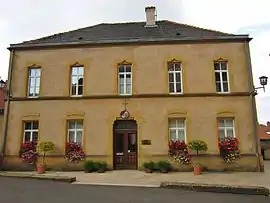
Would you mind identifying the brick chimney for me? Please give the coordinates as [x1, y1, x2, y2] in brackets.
[145, 6, 157, 27]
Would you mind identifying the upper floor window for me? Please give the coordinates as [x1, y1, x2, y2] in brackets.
[118, 64, 132, 95]
[218, 118, 235, 139]
[23, 121, 39, 142]
[28, 68, 41, 97]
[214, 61, 229, 93]
[71, 66, 84, 96]
[169, 118, 186, 142]
[168, 62, 182, 94]
[67, 120, 83, 143]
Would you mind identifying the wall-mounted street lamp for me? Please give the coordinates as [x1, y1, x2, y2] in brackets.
[253, 76, 268, 94]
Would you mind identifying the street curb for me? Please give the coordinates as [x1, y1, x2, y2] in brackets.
[0, 172, 76, 183]
[160, 181, 270, 196]
[72, 182, 160, 188]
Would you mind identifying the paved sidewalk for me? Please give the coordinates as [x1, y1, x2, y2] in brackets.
[3, 162, 270, 189]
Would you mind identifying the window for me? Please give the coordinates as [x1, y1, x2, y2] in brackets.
[214, 62, 229, 93]
[169, 118, 186, 142]
[67, 120, 83, 143]
[218, 118, 235, 139]
[28, 68, 41, 97]
[71, 66, 84, 96]
[23, 121, 39, 142]
[118, 64, 132, 95]
[168, 62, 182, 93]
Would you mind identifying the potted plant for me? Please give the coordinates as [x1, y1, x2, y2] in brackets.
[219, 136, 240, 164]
[142, 161, 156, 173]
[96, 161, 108, 173]
[84, 160, 96, 173]
[37, 141, 55, 174]
[19, 141, 39, 166]
[157, 160, 172, 173]
[65, 142, 86, 163]
[168, 140, 191, 165]
[188, 140, 208, 175]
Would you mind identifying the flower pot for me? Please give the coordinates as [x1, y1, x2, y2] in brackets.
[98, 168, 106, 173]
[160, 168, 168, 173]
[37, 165, 45, 174]
[144, 168, 153, 173]
[193, 165, 202, 175]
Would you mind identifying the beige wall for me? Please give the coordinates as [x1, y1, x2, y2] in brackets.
[4, 42, 258, 171]
[11, 42, 248, 97]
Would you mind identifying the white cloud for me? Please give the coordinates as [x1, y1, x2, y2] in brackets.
[0, 0, 269, 122]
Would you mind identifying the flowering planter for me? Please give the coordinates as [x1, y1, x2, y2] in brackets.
[193, 165, 202, 175]
[37, 165, 45, 174]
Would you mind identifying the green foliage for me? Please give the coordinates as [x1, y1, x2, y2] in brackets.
[84, 160, 96, 173]
[188, 140, 208, 155]
[37, 141, 56, 154]
[156, 160, 172, 170]
[143, 161, 156, 170]
[95, 161, 108, 171]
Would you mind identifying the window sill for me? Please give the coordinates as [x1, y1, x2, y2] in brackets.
[216, 92, 230, 94]
[70, 95, 83, 97]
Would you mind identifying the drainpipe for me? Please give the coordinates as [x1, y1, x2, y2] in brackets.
[0, 49, 14, 170]
[244, 41, 263, 172]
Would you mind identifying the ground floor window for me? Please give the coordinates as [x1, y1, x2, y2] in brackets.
[67, 120, 83, 143]
[169, 118, 186, 142]
[23, 121, 39, 142]
[218, 118, 235, 139]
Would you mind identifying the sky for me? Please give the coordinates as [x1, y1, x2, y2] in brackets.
[0, 0, 269, 123]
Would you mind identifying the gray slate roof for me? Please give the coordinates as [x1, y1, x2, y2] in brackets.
[9, 20, 250, 49]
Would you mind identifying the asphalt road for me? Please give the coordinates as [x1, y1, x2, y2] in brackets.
[0, 177, 268, 203]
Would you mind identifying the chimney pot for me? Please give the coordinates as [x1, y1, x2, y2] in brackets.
[145, 6, 157, 27]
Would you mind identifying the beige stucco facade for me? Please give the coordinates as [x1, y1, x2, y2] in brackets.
[3, 42, 260, 171]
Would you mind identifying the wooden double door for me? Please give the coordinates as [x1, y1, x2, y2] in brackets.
[113, 119, 138, 170]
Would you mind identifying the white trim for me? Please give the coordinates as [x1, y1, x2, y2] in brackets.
[218, 119, 235, 138]
[23, 121, 39, 142]
[27, 68, 41, 97]
[70, 66, 84, 96]
[168, 63, 183, 94]
[118, 65, 132, 95]
[214, 62, 230, 93]
[168, 118, 186, 142]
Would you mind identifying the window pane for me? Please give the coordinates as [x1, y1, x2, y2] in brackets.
[32, 131, 38, 142]
[218, 129, 225, 139]
[35, 78, 40, 86]
[118, 66, 125, 73]
[78, 67, 84, 75]
[175, 73, 181, 82]
[215, 72, 220, 82]
[33, 121, 39, 129]
[68, 121, 76, 129]
[35, 87, 40, 96]
[221, 62, 227, 70]
[225, 119, 233, 127]
[24, 122, 32, 130]
[78, 85, 83, 95]
[218, 120, 225, 127]
[169, 83, 174, 93]
[177, 130, 185, 141]
[222, 72, 228, 82]
[174, 63, 181, 71]
[29, 69, 35, 77]
[216, 82, 221, 92]
[214, 63, 220, 70]
[119, 84, 125, 94]
[29, 78, 35, 87]
[76, 131, 82, 143]
[68, 131, 75, 142]
[71, 85, 77, 95]
[223, 82, 229, 92]
[177, 119, 185, 128]
[72, 76, 78, 85]
[76, 120, 83, 129]
[126, 74, 131, 79]
[227, 129, 234, 137]
[126, 66, 131, 72]
[126, 84, 132, 94]
[169, 129, 177, 140]
[24, 132, 31, 142]
[176, 83, 181, 93]
[71, 67, 78, 75]
[169, 119, 177, 128]
[78, 77, 83, 85]
[169, 73, 174, 82]
[168, 63, 173, 71]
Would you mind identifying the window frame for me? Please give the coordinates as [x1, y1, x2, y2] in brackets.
[118, 64, 132, 96]
[27, 68, 41, 98]
[67, 120, 84, 144]
[168, 62, 183, 94]
[70, 66, 84, 97]
[217, 118, 235, 139]
[168, 118, 186, 142]
[214, 61, 230, 93]
[23, 121, 39, 142]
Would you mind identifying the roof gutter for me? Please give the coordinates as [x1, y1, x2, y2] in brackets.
[244, 41, 263, 172]
[8, 35, 252, 50]
[0, 50, 14, 170]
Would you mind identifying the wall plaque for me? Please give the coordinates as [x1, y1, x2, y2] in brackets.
[142, 140, 151, 145]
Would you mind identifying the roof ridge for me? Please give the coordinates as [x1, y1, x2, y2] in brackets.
[162, 20, 236, 36]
